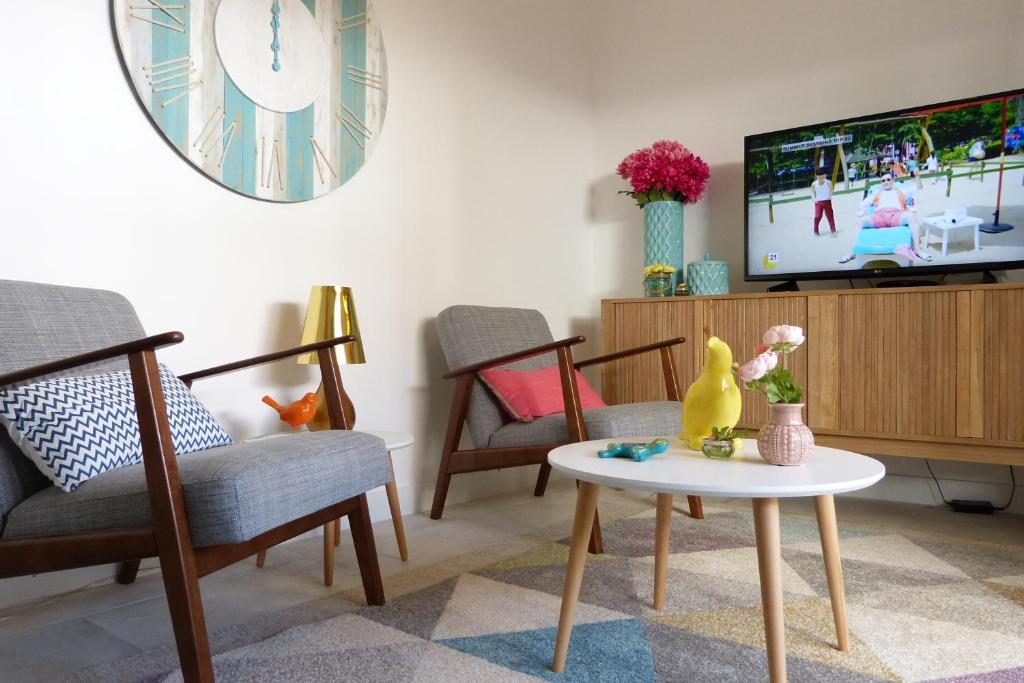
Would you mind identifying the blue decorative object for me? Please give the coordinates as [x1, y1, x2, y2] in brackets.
[643, 201, 684, 292]
[597, 438, 670, 462]
[687, 252, 730, 296]
[0, 364, 232, 492]
[270, 0, 282, 72]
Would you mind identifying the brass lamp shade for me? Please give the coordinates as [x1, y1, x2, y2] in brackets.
[297, 286, 365, 365]
[298, 286, 363, 430]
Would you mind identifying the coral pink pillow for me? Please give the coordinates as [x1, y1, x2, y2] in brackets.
[479, 365, 607, 422]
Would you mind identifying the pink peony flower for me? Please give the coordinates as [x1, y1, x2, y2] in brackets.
[763, 325, 805, 348]
[617, 140, 710, 203]
[753, 343, 771, 356]
[738, 351, 777, 383]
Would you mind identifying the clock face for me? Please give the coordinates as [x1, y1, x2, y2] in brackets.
[113, 0, 388, 202]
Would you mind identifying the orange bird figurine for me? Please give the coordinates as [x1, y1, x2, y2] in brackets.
[262, 392, 318, 429]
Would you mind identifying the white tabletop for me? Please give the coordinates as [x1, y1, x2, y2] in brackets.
[548, 438, 884, 498]
[923, 215, 983, 229]
[358, 429, 414, 451]
[248, 429, 414, 451]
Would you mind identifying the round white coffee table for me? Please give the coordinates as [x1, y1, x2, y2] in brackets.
[548, 438, 884, 683]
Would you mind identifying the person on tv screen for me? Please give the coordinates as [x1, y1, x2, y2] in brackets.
[810, 169, 837, 236]
[926, 152, 939, 184]
[837, 171, 932, 264]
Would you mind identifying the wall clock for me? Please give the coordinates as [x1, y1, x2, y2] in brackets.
[113, 0, 387, 202]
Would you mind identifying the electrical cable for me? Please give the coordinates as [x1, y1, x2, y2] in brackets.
[994, 466, 1017, 511]
[925, 459, 952, 505]
[925, 459, 1016, 511]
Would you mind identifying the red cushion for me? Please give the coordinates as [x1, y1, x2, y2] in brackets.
[478, 365, 607, 422]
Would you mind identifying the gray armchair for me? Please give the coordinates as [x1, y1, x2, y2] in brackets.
[0, 280, 388, 683]
[431, 305, 704, 546]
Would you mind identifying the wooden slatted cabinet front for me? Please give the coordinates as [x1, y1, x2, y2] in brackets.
[600, 283, 1024, 467]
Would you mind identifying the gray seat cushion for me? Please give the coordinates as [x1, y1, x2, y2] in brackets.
[487, 401, 682, 449]
[2, 431, 388, 547]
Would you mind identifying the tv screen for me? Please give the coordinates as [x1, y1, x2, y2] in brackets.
[744, 89, 1024, 281]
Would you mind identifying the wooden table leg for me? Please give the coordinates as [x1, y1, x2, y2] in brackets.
[753, 497, 786, 683]
[552, 482, 601, 673]
[815, 494, 850, 652]
[385, 451, 409, 561]
[323, 520, 335, 587]
[654, 493, 673, 611]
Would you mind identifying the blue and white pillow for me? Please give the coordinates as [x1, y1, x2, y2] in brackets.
[0, 364, 232, 492]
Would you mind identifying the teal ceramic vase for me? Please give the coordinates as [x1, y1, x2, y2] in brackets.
[643, 200, 684, 294]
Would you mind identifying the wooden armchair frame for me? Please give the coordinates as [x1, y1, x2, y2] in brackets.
[430, 335, 704, 544]
[0, 333, 384, 683]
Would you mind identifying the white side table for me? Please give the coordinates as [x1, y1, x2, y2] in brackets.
[357, 429, 413, 563]
[547, 438, 884, 683]
[251, 429, 413, 585]
[922, 215, 983, 256]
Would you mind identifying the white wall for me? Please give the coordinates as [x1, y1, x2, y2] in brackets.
[0, 0, 598, 606]
[1, 0, 599, 507]
[584, 0, 1024, 512]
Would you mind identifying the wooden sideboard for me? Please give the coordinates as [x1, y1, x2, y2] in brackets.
[600, 283, 1024, 466]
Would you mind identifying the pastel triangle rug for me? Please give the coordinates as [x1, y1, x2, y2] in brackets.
[71, 503, 1024, 682]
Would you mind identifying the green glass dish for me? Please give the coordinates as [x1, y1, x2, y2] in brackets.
[701, 439, 736, 459]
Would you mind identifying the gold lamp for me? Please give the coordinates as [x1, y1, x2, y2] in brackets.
[297, 286, 365, 430]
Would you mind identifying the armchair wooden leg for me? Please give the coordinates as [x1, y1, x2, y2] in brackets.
[687, 495, 705, 519]
[129, 349, 213, 682]
[334, 518, 341, 546]
[433, 374, 472, 520]
[430, 465, 453, 520]
[349, 493, 385, 606]
[323, 521, 335, 587]
[534, 463, 552, 497]
[256, 550, 267, 568]
[116, 559, 141, 585]
[158, 555, 214, 683]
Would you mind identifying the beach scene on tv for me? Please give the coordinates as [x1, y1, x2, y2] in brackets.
[746, 93, 1024, 277]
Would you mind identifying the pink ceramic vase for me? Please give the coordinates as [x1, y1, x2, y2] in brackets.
[757, 402, 814, 466]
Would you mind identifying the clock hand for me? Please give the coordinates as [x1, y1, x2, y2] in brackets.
[270, 0, 282, 72]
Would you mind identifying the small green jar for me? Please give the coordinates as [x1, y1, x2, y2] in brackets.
[644, 273, 673, 297]
[701, 439, 736, 459]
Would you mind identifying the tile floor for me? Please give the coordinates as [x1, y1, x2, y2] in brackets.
[1, 481, 1022, 682]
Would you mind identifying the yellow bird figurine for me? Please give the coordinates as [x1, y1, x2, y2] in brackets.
[680, 336, 742, 450]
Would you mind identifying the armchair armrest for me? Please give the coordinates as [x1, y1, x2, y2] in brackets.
[442, 336, 586, 379]
[179, 335, 356, 384]
[0, 331, 185, 387]
[574, 337, 686, 369]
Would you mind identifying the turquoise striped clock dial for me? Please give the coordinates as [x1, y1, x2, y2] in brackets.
[114, 0, 388, 202]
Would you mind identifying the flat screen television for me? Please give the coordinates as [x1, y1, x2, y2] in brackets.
[744, 88, 1024, 283]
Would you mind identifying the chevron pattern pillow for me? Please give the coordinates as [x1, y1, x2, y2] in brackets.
[0, 364, 232, 492]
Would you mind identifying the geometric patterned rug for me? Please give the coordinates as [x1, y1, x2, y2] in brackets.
[99, 503, 1024, 682]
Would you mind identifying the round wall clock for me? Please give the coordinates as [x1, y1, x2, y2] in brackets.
[113, 0, 388, 202]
